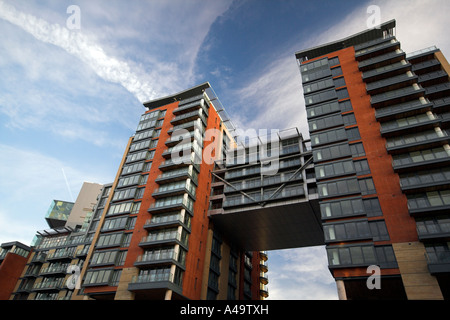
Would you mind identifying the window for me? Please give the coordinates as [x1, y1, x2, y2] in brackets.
[102, 217, 128, 231]
[375, 246, 397, 268]
[303, 78, 335, 94]
[327, 245, 376, 267]
[331, 66, 343, 77]
[84, 269, 113, 286]
[369, 220, 390, 241]
[320, 197, 365, 219]
[363, 198, 383, 217]
[318, 178, 360, 198]
[328, 56, 340, 67]
[311, 128, 347, 147]
[393, 147, 450, 167]
[305, 89, 338, 106]
[130, 139, 151, 152]
[301, 58, 331, 83]
[313, 142, 351, 162]
[334, 77, 346, 88]
[359, 177, 376, 195]
[121, 162, 144, 175]
[336, 88, 349, 100]
[315, 159, 355, 179]
[96, 233, 123, 248]
[306, 100, 340, 119]
[324, 220, 371, 242]
[354, 159, 370, 175]
[90, 250, 118, 266]
[339, 100, 353, 112]
[346, 127, 361, 141]
[112, 188, 137, 201]
[350, 142, 366, 157]
[308, 113, 344, 132]
[407, 190, 450, 210]
[134, 129, 154, 141]
[343, 113, 356, 126]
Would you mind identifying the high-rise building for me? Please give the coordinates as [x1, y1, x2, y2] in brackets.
[71, 83, 268, 300]
[295, 19, 450, 300]
[3, 18, 449, 301]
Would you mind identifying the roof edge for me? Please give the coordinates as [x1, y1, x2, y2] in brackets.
[143, 82, 211, 110]
[295, 19, 396, 61]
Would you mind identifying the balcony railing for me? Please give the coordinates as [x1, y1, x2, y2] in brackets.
[371, 84, 425, 108]
[139, 230, 189, 249]
[32, 278, 65, 291]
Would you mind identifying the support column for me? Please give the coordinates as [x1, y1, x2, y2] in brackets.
[165, 289, 173, 300]
[393, 242, 444, 300]
[336, 280, 347, 300]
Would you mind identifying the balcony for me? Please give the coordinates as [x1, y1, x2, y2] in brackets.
[362, 61, 412, 83]
[152, 182, 196, 200]
[167, 120, 200, 135]
[128, 269, 183, 298]
[46, 250, 75, 261]
[143, 212, 191, 231]
[355, 38, 400, 61]
[39, 264, 68, 276]
[359, 49, 406, 72]
[155, 166, 198, 185]
[134, 249, 186, 269]
[386, 130, 450, 155]
[30, 252, 47, 264]
[260, 259, 268, 273]
[139, 229, 189, 250]
[380, 113, 441, 138]
[411, 59, 441, 75]
[407, 191, 450, 216]
[260, 283, 269, 299]
[371, 84, 425, 109]
[425, 82, 450, 100]
[260, 251, 268, 261]
[426, 251, 450, 274]
[366, 72, 418, 96]
[32, 278, 65, 292]
[375, 98, 433, 121]
[170, 109, 207, 127]
[433, 97, 450, 112]
[392, 146, 450, 173]
[173, 97, 206, 115]
[416, 217, 450, 241]
[418, 70, 449, 87]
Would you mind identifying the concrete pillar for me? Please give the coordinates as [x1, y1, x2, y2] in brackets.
[336, 280, 347, 300]
[165, 289, 173, 300]
[393, 242, 444, 300]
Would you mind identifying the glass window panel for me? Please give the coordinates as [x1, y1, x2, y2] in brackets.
[350, 246, 364, 264]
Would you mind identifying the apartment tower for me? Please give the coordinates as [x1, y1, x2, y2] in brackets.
[295, 19, 450, 299]
[73, 83, 267, 300]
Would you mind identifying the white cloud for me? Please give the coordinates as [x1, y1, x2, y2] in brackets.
[266, 247, 338, 300]
[0, 0, 158, 103]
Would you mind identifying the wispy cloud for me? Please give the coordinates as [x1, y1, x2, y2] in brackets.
[230, 0, 450, 138]
[0, 0, 157, 103]
[267, 247, 337, 300]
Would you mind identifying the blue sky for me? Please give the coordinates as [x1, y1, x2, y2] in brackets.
[0, 0, 449, 300]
